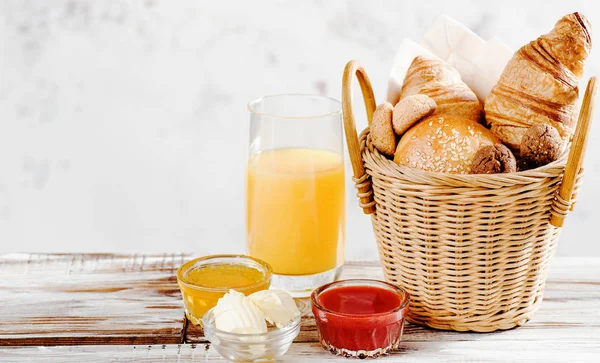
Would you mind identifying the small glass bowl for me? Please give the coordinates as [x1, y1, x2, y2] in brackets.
[202, 307, 301, 362]
[177, 254, 272, 325]
[311, 279, 410, 358]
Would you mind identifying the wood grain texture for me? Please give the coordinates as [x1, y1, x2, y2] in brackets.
[185, 259, 600, 344]
[1, 338, 599, 363]
[1, 255, 599, 362]
[0, 253, 190, 346]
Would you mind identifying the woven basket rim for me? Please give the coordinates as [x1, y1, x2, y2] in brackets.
[360, 128, 569, 188]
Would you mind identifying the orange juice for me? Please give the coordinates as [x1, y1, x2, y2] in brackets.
[247, 148, 345, 275]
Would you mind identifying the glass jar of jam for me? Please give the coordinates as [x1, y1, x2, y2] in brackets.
[311, 279, 409, 358]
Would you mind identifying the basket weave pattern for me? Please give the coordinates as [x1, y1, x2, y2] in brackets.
[359, 129, 580, 332]
[341, 61, 595, 333]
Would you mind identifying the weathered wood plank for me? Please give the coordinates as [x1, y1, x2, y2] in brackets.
[1, 254, 599, 362]
[0, 253, 190, 346]
[1, 339, 599, 363]
[184, 258, 600, 344]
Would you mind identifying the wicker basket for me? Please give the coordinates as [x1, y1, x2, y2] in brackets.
[342, 60, 597, 332]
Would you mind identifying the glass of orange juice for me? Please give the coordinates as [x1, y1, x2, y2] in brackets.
[247, 94, 345, 297]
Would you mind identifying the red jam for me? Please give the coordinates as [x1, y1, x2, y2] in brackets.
[319, 285, 402, 314]
[311, 280, 409, 358]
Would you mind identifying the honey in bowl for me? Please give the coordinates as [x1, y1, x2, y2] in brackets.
[177, 255, 272, 325]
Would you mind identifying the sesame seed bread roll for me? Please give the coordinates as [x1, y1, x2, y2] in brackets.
[393, 114, 500, 174]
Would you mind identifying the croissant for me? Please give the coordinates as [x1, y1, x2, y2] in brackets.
[392, 58, 495, 174]
[398, 56, 483, 124]
[484, 12, 592, 150]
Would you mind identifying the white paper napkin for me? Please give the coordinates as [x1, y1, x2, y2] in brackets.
[387, 15, 514, 104]
[386, 39, 442, 105]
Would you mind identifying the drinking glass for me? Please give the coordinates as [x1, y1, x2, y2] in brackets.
[246, 94, 345, 297]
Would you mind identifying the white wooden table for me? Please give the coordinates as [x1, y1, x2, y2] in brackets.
[0, 254, 598, 362]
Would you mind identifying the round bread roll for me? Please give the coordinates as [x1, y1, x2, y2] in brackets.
[520, 124, 564, 168]
[393, 114, 501, 174]
[370, 102, 396, 157]
[471, 144, 517, 174]
[392, 94, 437, 135]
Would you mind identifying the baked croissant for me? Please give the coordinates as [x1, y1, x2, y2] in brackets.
[485, 12, 592, 150]
[393, 58, 496, 174]
[399, 56, 483, 124]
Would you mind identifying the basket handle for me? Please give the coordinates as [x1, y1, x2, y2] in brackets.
[342, 60, 377, 214]
[550, 77, 598, 228]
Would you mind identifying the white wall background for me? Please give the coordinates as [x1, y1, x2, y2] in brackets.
[1, 0, 599, 257]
